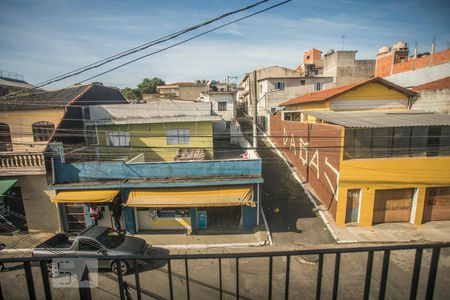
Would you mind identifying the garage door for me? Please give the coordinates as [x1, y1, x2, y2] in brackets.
[373, 188, 413, 224]
[423, 186, 450, 222]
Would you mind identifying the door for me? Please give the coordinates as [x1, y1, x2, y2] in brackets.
[345, 189, 361, 223]
[373, 188, 413, 224]
[423, 186, 450, 222]
[65, 205, 88, 232]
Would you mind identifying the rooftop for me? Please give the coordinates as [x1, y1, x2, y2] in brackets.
[281, 77, 417, 106]
[88, 100, 219, 125]
[0, 84, 93, 111]
[412, 76, 450, 92]
[301, 110, 450, 128]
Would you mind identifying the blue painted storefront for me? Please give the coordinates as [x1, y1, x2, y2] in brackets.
[52, 156, 263, 234]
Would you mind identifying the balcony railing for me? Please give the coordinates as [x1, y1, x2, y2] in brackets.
[0, 242, 449, 299]
[0, 152, 46, 175]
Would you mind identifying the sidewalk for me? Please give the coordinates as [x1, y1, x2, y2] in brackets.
[134, 231, 265, 249]
[327, 218, 450, 243]
[0, 230, 55, 254]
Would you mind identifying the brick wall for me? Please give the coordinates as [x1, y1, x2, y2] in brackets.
[376, 48, 450, 77]
[270, 113, 342, 218]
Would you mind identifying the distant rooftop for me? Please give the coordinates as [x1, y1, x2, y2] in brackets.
[301, 110, 450, 128]
[412, 76, 450, 92]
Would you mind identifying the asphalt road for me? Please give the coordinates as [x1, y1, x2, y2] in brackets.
[237, 114, 334, 245]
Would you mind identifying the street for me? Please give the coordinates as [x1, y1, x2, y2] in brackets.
[237, 113, 334, 245]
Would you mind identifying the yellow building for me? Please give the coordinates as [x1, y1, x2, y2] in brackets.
[272, 78, 450, 226]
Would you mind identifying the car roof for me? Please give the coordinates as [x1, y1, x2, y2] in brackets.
[79, 226, 109, 238]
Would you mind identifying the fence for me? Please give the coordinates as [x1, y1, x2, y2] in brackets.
[0, 242, 449, 300]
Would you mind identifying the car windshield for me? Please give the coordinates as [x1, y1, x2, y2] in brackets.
[97, 229, 124, 249]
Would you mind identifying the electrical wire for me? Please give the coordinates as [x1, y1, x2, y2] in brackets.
[0, 0, 273, 98]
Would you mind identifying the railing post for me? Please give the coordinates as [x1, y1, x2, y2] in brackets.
[332, 253, 341, 300]
[363, 251, 374, 300]
[236, 258, 239, 300]
[285, 255, 291, 300]
[379, 250, 390, 300]
[219, 258, 223, 300]
[24, 262, 36, 300]
[316, 254, 324, 300]
[185, 258, 190, 300]
[116, 260, 125, 300]
[426, 247, 441, 300]
[268, 256, 273, 300]
[168, 259, 174, 300]
[410, 248, 423, 300]
[133, 260, 142, 300]
[39, 261, 52, 300]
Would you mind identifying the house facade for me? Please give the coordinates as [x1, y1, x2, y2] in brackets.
[198, 91, 236, 138]
[0, 83, 126, 232]
[270, 78, 450, 226]
[51, 100, 263, 234]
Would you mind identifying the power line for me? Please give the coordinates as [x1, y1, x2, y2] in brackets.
[77, 0, 293, 84]
[0, 0, 273, 98]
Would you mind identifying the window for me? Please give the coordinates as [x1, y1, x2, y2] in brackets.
[0, 123, 12, 151]
[218, 102, 227, 111]
[315, 82, 323, 91]
[392, 127, 411, 157]
[274, 82, 285, 90]
[78, 239, 102, 251]
[344, 126, 450, 160]
[167, 129, 190, 145]
[32, 121, 55, 142]
[107, 131, 130, 147]
[300, 80, 306, 85]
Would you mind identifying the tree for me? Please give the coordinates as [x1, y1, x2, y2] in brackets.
[137, 77, 165, 95]
[121, 87, 142, 100]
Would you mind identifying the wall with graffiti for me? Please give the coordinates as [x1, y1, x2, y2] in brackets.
[270, 112, 343, 218]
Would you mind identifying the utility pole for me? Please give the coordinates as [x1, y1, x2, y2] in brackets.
[253, 70, 258, 149]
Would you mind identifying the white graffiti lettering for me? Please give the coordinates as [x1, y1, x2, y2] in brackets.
[290, 134, 297, 155]
[283, 128, 288, 146]
[299, 138, 309, 166]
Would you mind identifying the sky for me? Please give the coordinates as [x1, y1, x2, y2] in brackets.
[0, 0, 449, 90]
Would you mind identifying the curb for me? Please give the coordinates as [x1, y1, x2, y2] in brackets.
[153, 241, 265, 249]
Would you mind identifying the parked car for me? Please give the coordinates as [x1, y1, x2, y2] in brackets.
[32, 226, 150, 276]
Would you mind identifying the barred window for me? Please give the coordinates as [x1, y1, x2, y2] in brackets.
[32, 121, 55, 142]
[167, 129, 190, 145]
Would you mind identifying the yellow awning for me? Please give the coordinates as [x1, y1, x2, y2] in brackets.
[51, 190, 119, 203]
[127, 185, 254, 208]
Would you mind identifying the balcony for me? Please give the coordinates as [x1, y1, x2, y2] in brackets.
[0, 152, 46, 176]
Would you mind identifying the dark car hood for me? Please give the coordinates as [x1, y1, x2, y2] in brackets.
[114, 237, 146, 254]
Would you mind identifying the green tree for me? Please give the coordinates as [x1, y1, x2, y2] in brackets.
[121, 87, 142, 100]
[137, 77, 165, 95]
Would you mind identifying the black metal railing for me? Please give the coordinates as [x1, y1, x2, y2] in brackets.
[0, 242, 449, 300]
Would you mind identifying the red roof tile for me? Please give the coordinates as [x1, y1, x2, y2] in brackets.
[412, 76, 450, 92]
[281, 77, 416, 106]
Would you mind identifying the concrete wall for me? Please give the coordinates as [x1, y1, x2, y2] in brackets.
[55, 156, 262, 183]
[323, 51, 375, 87]
[17, 175, 59, 232]
[179, 85, 209, 100]
[412, 88, 450, 114]
[382, 62, 450, 88]
[96, 121, 214, 161]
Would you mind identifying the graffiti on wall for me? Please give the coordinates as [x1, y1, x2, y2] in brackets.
[282, 128, 340, 201]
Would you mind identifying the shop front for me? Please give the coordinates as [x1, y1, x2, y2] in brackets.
[51, 190, 125, 232]
[126, 185, 256, 233]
